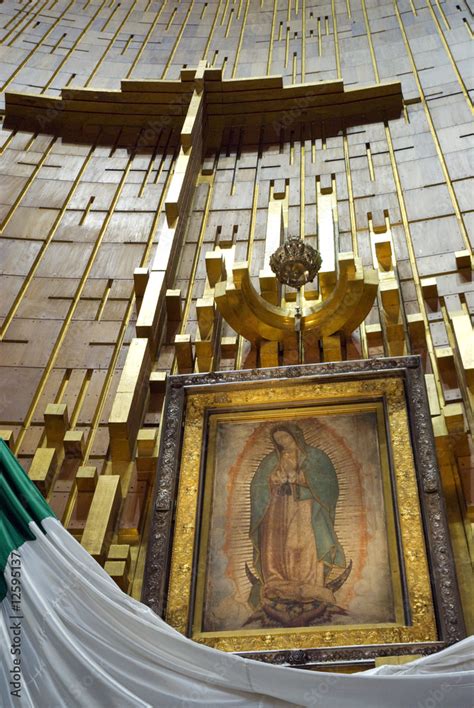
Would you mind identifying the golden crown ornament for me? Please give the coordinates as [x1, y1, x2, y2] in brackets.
[269, 236, 322, 289]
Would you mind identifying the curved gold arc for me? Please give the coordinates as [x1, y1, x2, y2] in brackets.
[236, 262, 350, 333]
[214, 255, 379, 343]
[342, 268, 379, 337]
[214, 282, 283, 342]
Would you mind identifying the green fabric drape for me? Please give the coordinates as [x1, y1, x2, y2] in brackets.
[0, 440, 54, 600]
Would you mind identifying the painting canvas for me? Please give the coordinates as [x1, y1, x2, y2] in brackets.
[197, 405, 401, 634]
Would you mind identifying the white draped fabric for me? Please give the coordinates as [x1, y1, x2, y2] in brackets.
[1, 518, 472, 708]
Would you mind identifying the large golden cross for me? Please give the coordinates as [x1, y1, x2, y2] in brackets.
[5, 66, 401, 366]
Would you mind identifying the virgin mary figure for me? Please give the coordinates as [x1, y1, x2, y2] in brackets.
[247, 423, 349, 626]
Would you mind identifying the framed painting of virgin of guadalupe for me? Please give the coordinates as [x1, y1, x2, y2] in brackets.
[142, 358, 465, 666]
[198, 408, 399, 635]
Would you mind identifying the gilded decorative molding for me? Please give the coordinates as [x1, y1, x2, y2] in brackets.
[166, 377, 435, 651]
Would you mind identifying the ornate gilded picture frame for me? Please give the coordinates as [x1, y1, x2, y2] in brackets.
[142, 357, 465, 667]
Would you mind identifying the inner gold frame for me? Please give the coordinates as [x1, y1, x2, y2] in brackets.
[166, 377, 438, 652]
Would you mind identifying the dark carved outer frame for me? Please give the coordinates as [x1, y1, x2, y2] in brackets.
[142, 356, 465, 668]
